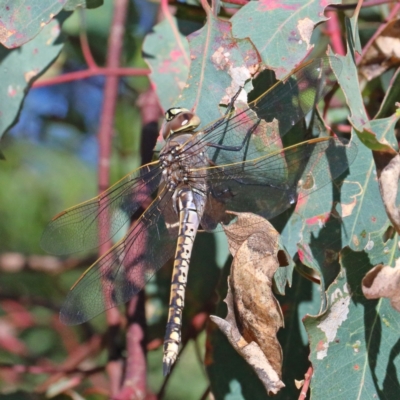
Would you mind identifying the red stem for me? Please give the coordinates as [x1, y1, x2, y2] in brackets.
[357, 1, 400, 64]
[218, 0, 396, 8]
[298, 366, 313, 400]
[96, 0, 130, 395]
[325, 11, 345, 56]
[221, 0, 248, 5]
[327, 0, 397, 10]
[33, 68, 150, 88]
[35, 335, 102, 393]
[79, 8, 98, 69]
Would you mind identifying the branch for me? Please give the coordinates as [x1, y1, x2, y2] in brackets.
[219, 0, 397, 10]
[33, 68, 150, 88]
[0, 252, 94, 274]
[96, 0, 130, 395]
[327, 0, 396, 10]
[0, 363, 104, 376]
[35, 335, 103, 393]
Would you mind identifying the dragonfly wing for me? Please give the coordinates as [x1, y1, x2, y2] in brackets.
[60, 187, 177, 325]
[187, 57, 341, 166]
[41, 162, 162, 256]
[203, 137, 357, 222]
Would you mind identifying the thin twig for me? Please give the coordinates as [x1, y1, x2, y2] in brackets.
[327, 0, 396, 10]
[357, 1, 400, 63]
[33, 68, 150, 88]
[298, 366, 313, 400]
[79, 8, 98, 69]
[0, 363, 104, 376]
[219, 0, 395, 8]
[35, 335, 103, 393]
[221, 0, 248, 5]
[199, 386, 211, 400]
[0, 252, 94, 274]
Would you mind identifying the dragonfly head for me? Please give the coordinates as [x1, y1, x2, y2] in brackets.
[161, 107, 201, 139]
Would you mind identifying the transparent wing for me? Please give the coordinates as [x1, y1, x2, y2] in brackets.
[60, 187, 178, 325]
[199, 137, 357, 225]
[184, 57, 341, 166]
[41, 162, 162, 256]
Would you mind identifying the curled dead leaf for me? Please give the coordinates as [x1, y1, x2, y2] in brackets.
[211, 212, 286, 395]
[362, 259, 400, 312]
[359, 18, 400, 81]
[374, 153, 400, 234]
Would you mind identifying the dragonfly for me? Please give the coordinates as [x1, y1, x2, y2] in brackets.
[41, 57, 357, 375]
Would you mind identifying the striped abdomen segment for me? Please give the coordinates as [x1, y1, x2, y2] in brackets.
[163, 187, 201, 375]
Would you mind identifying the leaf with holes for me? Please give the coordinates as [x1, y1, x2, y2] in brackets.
[0, 16, 65, 140]
[0, 0, 68, 48]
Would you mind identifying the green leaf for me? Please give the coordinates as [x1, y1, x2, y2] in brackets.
[0, 16, 65, 140]
[329, 46, 368, 130]
[336, 122, 396, 252]
[231, 0, 342, 79]
[292, 117, 397, 298]
[330, 23, 398, 154]
[375, 67, 400, 119]
[64, 0, 103, 10]
[143, 16, 192, 111]
[304, 235, 400, 399]
[0, 0, 68, 48]
[175, 10, 259, 126]
[345, 14, 362, 54]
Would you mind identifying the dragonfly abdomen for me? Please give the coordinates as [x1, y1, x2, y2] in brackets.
[163, 187, 202, 375]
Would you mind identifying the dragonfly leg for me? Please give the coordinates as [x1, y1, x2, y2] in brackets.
[203, 86, 243, 132]
[207, 119, 261, 152]
[163, 187, 202, 375]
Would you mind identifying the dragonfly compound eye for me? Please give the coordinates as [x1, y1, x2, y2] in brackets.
[161, 108, 201, 139]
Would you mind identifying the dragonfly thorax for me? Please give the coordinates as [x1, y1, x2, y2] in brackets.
[161, 107, 201, 139]
[159, 133, 208, 195]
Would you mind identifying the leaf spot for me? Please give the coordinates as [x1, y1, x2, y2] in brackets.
[297, 18, 314, 49]
[364, 240, 374, 251]
[7, 85, 17, 97]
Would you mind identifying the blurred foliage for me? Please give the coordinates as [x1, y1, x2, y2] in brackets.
[0, 1, 400, 399]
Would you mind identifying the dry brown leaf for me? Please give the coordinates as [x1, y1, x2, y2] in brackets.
[362, 258, 400, 312]
[210, 212, 286, 395]
[359, 18, 400, 81]
[374, 153, 400, 234]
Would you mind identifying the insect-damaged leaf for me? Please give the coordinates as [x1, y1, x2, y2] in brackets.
[230, 0, 342, 79]
[0, 0, 68, 48]
[0, 17, 65, 141]
[177, 8, 260, 125]
[142, 15, 193, 111]
[210, 212, 287, 395]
